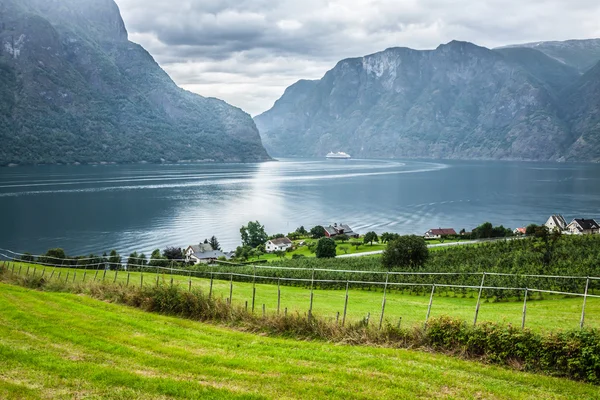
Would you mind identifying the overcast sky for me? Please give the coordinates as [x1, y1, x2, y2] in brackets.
[114, 0, 600, 116]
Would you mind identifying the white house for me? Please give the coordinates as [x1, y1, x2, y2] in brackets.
[565, 218, 600, 235]
[423, 228, 457, 239]
[185, 244, 228, 264]
[544, 215, 567, 232]
[265, 237, 293, 253]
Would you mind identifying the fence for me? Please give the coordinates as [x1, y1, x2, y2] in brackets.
[1, 249, 599, 331]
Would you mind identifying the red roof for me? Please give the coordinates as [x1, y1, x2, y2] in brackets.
[515, 227, 526, 234]
[427, 228, 457, 236]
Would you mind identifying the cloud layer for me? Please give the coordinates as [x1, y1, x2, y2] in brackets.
[115, 0, 600, 115]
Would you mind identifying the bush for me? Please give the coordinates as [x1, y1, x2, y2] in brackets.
[382, 235, 429, 270]
[316, 238, 337, 258]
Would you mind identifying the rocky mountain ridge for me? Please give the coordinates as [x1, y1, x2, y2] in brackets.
[255, 39, 600, 162]
[0, 0, 270, 166]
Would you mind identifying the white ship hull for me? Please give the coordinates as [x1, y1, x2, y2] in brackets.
[326, 152, 351, 159]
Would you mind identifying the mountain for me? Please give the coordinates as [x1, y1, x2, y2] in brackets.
[500, 39, 600, 73]
[0, 0, 270, 166]
[562, 61, 600, 161]
[256, 41, 577, 161]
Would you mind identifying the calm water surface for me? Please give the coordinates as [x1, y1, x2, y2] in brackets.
[0, 159, 599, 255]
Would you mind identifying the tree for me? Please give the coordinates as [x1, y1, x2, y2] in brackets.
[108, 250, 121, 270]
[149, 249, 168, 267]
[363, 231, 378, 246]
[269, 233, 285, 240]
[334, 234, 349, 242]
[45, 248, 66, 264]
[20, 253, 34, 262]
[139, 253, 147, 267]
[382, 235, 429, 270]
[380, 232, 399, 244]
[316, 237, 337, 258]
[473, 222, 494, 239]
[296, 226, 308, 236]
[163, 247, 183, 261]
[273, 250, 286, 260]
[533, 225, 562, 267]
[339, 245, 350, 254]
[127, 252, 139, 269]
[526, 224, 539, 235]
[209, 236, 221, 251]
[235, 245, 252, 261]
[310, 225, 326, 239]
[240, 220, 268, 248]
[350, 240, 362, 250]
[307, 242, 318, 254]
[250, 248, 264, 260]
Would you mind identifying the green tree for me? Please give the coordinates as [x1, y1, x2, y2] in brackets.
[382, 235, 429, 270]
[127, 252, 139, 269]
[20, 253, 34, 262]
[45, 248, 67, 264]
[296, 226, 308, 236]
[240, 220, 268, 248]
[251, 248, 264, 260]
[316, 237, 337, 258]
[235, 245, 252, 261]
[209, 236, 221, 251]
[339, 245, 350, 254]
[307, 242, 318, 254]
[163, 247, 182, 261]
[139, 253, 147, 267]
[363, 231, 379, 245]
[310, 225, 327, 239]
[334, 234, 349, 242]
[108, 250, 121, 270]
[273, 250, 287, 260]
[149, 249, 168, 267]
[526, 224, 539, 235]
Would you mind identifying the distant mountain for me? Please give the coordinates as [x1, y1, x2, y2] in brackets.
[563, 61, 600, 161]
[0, 0, 270, 166]
[500, 38, 600, 73]
[256, 41, 583, 161]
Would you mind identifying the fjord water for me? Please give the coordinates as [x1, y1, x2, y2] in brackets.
[0, 159, 599, 256]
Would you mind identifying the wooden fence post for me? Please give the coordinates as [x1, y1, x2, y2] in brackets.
[127, 272, 130, 287]
[580, 278, 590, 329]
[229, 273, 233, 305]
[209, 272, 214, 299]
[94, 269, 99, 281]
[262, 304, 266, 318]
[425, 285, 436, 327]
[379, 272, 389, 330]
[277, 278, 281, 315]
[188, 272, 192, 292]
[252, 265, 256, 313]
[473, 272, 486, 326]
[308, 268, 315, 321]
[113, 270, 118, 284]
[342, 280, 349, 327]
[521, 288, 528, 329]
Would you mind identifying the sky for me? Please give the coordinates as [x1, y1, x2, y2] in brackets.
[114, 0, 600, 116]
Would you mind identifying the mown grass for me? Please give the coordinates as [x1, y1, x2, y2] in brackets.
[4, 261, 599, 333]
[0, 283, 598, 399]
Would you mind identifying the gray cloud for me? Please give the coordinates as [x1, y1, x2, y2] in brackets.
[115, 0, 600, 115]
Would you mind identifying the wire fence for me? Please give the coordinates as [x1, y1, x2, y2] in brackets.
[1, 249, 599, 331]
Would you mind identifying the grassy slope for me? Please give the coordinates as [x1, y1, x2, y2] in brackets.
[0, 283, 597, 399]
[7, 263, 600, 332]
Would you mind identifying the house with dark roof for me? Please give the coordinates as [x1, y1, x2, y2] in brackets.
[424, 228, 457, 239]
[324, 223, 359, 239]
[566, 218, 600, 235]
[544, 215, 568, 232]
[265, 237, 293, 253]
[184, 243, 228, 264]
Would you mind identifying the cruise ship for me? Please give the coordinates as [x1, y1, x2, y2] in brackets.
[326, 151, 351, 159]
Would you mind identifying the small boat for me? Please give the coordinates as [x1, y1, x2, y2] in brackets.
[326, 151, 351, 159]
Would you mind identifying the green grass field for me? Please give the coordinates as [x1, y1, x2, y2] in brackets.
[6, 262, 599, 332]
[0, 283, 598, 399]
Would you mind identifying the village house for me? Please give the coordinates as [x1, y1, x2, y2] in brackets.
[544, 215, 568, 232]
[265, 237, 293, 253]
[424, 228, 457, 239]
[324, 223, 360, 239]
[513, 227, 526, 235]
[565, 218, 600, 235]
[184, 243, 228, 264]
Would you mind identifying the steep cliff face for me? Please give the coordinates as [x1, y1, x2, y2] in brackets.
[256, 41, 572, 161]
[563, 61, 600, 161]
[0, 0, 270, 165]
